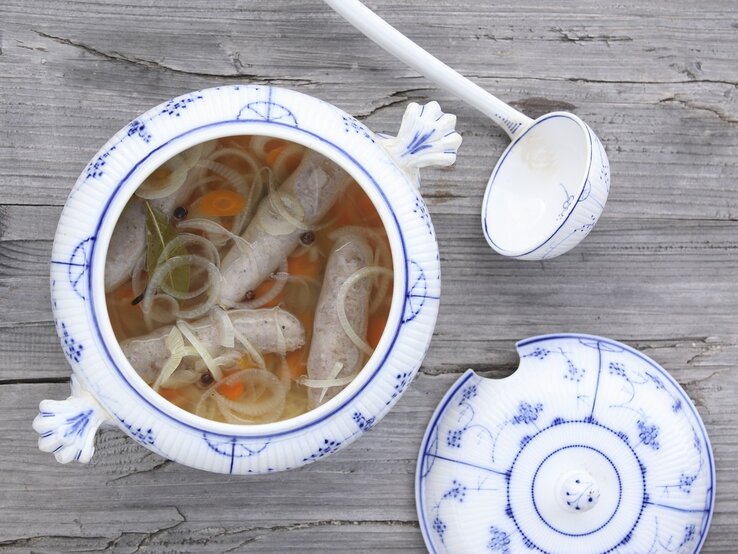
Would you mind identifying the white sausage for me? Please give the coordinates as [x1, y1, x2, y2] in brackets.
[105, 198, 147, 292]
[307, 234, 373, 408]
[219, 150, 347, 305]
[121, 308, 305, 384]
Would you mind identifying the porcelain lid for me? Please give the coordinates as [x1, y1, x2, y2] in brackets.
[416, 334, 714, 554]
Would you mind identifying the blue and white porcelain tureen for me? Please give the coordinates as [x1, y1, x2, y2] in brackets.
[417, 334, 714, 554]
[32, 85, 461, 473]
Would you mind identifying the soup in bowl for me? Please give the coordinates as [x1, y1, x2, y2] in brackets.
[105, 136, 394, 425]
[33, 85, 461, 472]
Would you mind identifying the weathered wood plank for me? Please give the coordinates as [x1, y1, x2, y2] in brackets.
[1, 0, 737, 551]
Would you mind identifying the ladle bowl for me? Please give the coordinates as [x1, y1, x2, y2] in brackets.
[482, 112, 609, 259]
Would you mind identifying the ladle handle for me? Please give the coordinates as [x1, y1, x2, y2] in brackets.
[323, 0, 533, 140]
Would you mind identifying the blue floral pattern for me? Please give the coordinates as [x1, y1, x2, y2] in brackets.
[127, 119, 152, 143]
[432, 517, 447, 542]
[342, 114, 374, 142]
[556, 183, 575, 220]
[402, 128, 436, 157]
[51, 236, 95, 301]
[487, 526, 511, 553]
[523, 347, 550, 360]
[637, 420, 661, 450]
[85, 148, 115, 180]
[116, 415, 155, 447]
[459, 384, 478, 404]
[60, 322, 83, 363]
[385, 371, 412, 405]
[302, 438, 343, 462]
[160, 94, 204, 117]
[511, 402, 543, 425]
[442, 480, 467, 502]
[352, 411, 376, 432]
[33, 376, 107, 464]
[413, 196, 434, 237]
[62, 410, 92, 439]
[446, 429, 463, 448]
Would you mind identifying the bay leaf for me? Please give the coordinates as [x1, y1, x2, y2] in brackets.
[145, 201, 190, 293]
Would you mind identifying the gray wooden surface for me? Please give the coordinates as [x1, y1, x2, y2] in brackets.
[1, 0, 737, 551]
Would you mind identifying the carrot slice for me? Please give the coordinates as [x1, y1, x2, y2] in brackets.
[159, 387, 186, 404]
[367, 315, 386, 349]
[198, 189, 246, 217]
[218, 379, 245, 400]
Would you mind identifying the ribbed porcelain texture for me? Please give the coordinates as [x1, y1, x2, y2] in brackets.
[416, 334, 714, 554]
[45, 85, 448, 473]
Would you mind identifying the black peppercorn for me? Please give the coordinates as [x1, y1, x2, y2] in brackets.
[199, 371, 214, 386]
[245, 290, 256, 300]
[300, 231, 315, 245]
[173, 206, 187, 220]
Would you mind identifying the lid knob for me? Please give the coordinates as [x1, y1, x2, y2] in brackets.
[556, 470, 600, 513]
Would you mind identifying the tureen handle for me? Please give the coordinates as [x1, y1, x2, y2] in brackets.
[378, 101, 462, 185]
[32, 376, 113, 464]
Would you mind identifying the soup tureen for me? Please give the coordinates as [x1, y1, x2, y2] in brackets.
[33, 85, 461, 473]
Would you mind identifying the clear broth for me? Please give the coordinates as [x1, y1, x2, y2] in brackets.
[105, 135, 393, 424]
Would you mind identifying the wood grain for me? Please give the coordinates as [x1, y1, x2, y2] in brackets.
[1, 0, 736, 552]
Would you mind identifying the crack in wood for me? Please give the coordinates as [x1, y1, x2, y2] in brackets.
[214, 518, 421, 554]
[353, 88, 433, 120]
[15, 40, 48, 53]
[0, 517, 419, 551]
[659, 95, 737, 124]
[130, 506, 186, 554]
[463, 73, 738, 87]
[552, 27, 634, 47]
[0, 376, 69, 385]
[31, 30, 316, 85]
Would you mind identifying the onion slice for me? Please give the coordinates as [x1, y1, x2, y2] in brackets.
[152, 326, 184, 391]
[233, 325, 266, 369]
[298, 373, 356, 389]
[336, 266, 393, 357]
[176, 319, 223, 381]
[211, 306, 235, 348]
[135, 164, 189, 200]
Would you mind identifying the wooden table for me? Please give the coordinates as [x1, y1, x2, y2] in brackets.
[1, 1, 736, 551]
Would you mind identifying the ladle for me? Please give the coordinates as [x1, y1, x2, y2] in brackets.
[324, 0, 610, 260]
